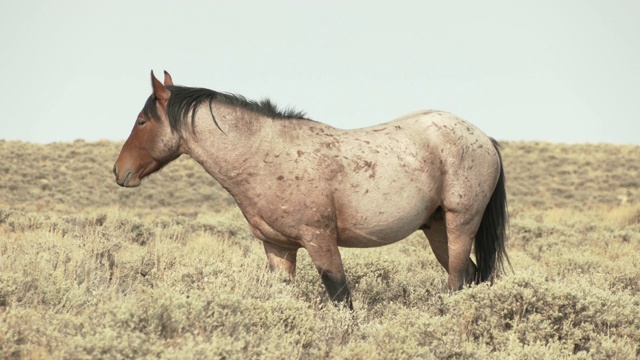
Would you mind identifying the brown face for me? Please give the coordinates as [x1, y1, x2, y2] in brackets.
[113, 71, 181, 187]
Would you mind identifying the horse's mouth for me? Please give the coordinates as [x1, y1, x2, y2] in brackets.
[116, 171, 141, 187]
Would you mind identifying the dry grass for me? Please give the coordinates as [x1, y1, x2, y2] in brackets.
[1, 139, 639, 358]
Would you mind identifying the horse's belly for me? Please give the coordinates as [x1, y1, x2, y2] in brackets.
[337, 225, 418, 248]
[336, 193, 435, 248]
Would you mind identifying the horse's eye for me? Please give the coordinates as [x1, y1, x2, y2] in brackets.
[137, 119, 147, 126]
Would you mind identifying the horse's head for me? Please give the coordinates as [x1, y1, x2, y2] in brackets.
[113, 71, 182, 187]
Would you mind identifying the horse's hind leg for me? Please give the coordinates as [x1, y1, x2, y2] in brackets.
[263, 242, 298, 282]
[442, 210, 483, 290]
[422, 209, 450, 271]
[423, 209, 478, 289]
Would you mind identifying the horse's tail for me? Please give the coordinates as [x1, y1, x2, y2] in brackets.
[474, 139, 510, 283]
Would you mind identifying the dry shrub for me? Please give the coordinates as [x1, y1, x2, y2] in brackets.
[606, 204, 640, 231]
[449, 274, 640, 356]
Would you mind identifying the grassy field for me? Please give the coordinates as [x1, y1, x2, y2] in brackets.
[1, 139, 639, 359]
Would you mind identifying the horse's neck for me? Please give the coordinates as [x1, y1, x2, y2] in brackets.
[182, 104, 262, 179]
[182, 104, 313, 190]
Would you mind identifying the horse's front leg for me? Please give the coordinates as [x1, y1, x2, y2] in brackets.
[302, 228, 353, 310]
[263, 242, 298, 282]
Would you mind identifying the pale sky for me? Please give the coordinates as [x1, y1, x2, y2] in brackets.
[1, 1, 639, 144]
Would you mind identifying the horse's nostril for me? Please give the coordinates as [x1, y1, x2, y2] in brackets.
[113, 164, 118, 176]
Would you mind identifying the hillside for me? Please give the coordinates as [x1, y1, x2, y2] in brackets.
[1, 139, 639, 358]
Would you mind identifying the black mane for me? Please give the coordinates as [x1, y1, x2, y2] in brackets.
[142, 85, 307, 133]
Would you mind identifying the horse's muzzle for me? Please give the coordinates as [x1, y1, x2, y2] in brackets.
[113, 164, 139, 187]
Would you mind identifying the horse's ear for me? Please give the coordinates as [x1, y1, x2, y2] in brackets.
[163, 71, 174, 86]
[151, 70, 170, 104]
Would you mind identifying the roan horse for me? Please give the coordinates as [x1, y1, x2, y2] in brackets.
[114, 71, 508, 309]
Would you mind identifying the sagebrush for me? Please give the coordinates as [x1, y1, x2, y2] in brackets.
[1, 139, 639, 359]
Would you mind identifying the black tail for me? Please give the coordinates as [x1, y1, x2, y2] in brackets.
[474, 139, 510, 283]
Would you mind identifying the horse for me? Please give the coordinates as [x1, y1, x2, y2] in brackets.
[113, 71, 509, 309]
